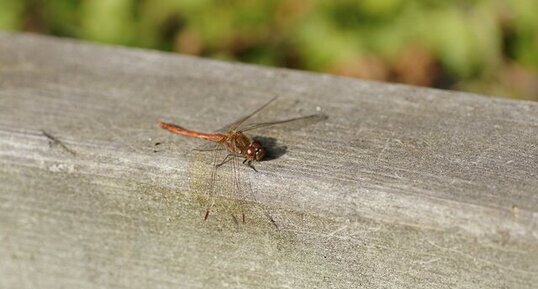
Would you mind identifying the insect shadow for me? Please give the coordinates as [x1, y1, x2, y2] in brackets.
[253, 136, 287, 161]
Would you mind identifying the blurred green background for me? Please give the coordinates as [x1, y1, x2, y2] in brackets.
[1, 0, 537, 100]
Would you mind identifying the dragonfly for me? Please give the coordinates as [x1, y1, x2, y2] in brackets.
[159, 97, 326, 225]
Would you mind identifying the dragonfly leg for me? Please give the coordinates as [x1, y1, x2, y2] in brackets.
[204, 209, 210, 221]
[243, 159, 258, 172]
[216, 154, 235, 168]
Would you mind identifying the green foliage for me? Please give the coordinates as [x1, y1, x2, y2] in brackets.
[511, 0, 538, 69]
[1, 0, 536, 100]
[0, 0, 24, 30]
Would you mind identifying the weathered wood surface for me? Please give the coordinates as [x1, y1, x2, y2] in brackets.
[0, 32, 537, 288]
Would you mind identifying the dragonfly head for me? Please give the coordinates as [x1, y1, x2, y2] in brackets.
[246, 140, 265, 161]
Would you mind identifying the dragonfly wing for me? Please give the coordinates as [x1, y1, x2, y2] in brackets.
[193, 141, 226, 152]
[214, 96, 278, 133]
[239, 113, 328, 132]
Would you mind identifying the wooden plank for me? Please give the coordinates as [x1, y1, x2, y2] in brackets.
[0, 32, 537, 288]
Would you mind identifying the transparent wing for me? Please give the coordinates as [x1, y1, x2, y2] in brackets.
[214, 96, 278, 133]
[193, 142, 227, 152]
[239, 113, 328, 132]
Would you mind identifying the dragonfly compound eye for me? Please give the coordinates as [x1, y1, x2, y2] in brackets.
[248, 141, 265, 161]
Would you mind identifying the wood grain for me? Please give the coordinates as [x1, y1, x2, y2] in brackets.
[1, 32, 537, 288]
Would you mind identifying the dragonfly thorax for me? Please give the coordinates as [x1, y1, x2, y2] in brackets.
[228, 131, 265, 161]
